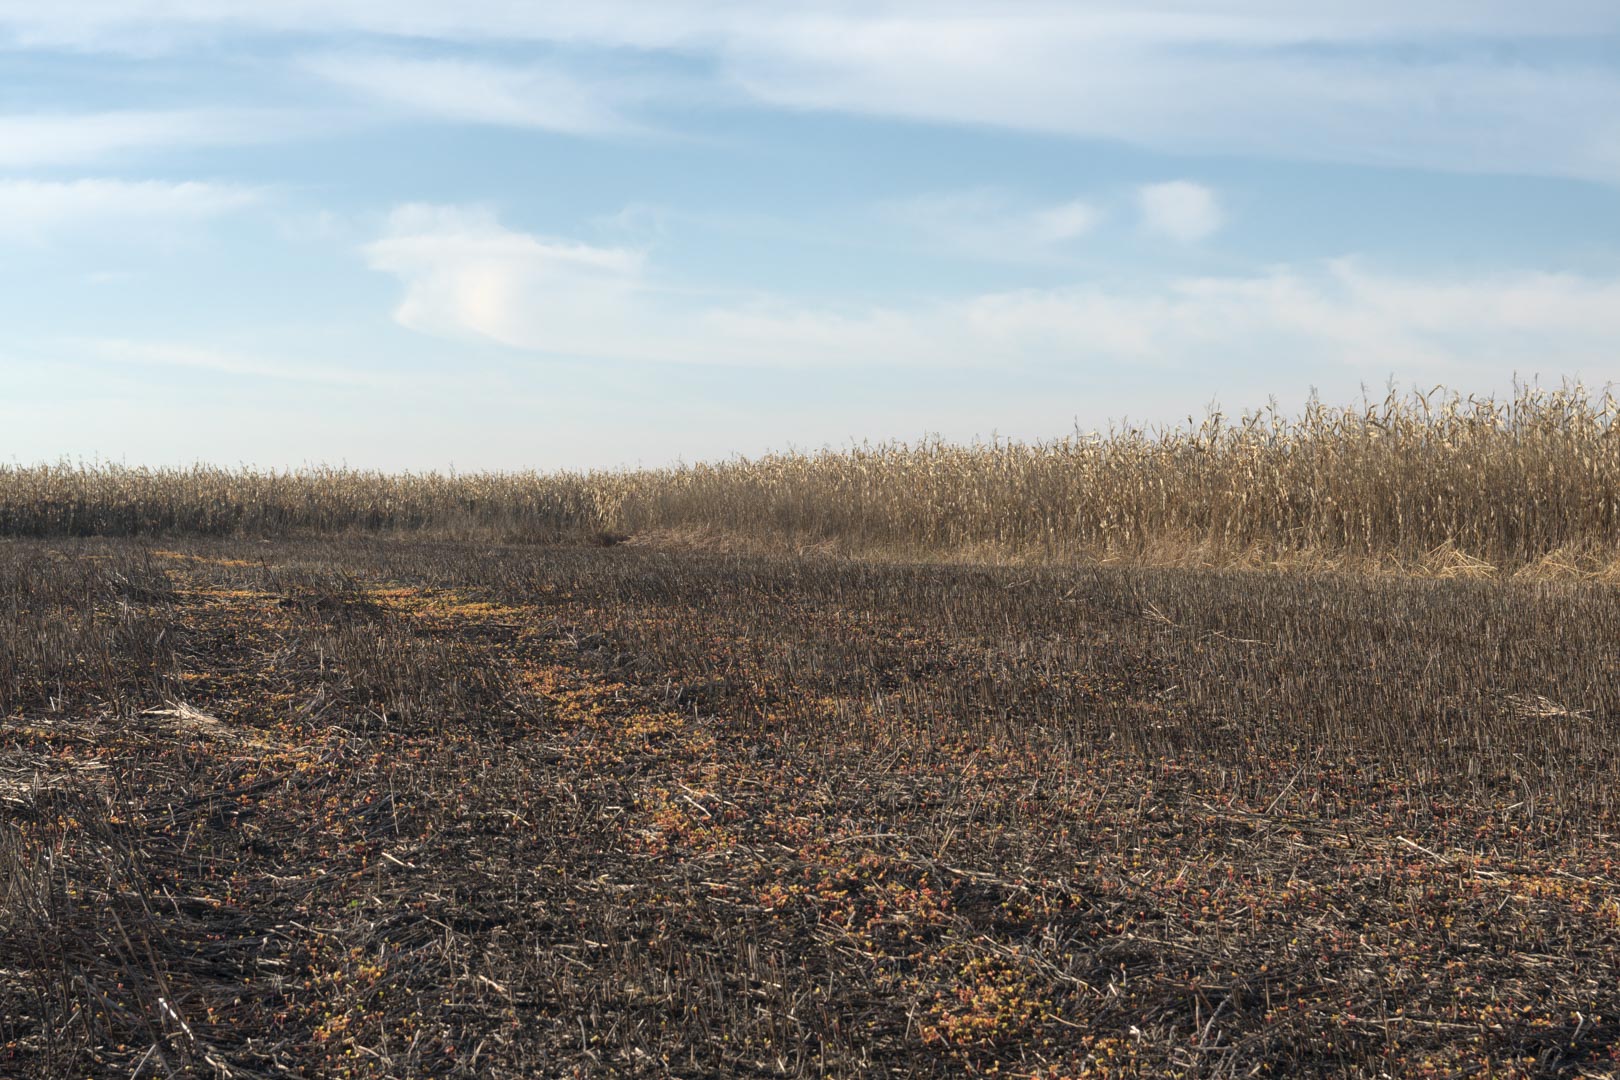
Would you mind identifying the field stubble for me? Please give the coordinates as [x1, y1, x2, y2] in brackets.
[1, 536, 1618, 1077]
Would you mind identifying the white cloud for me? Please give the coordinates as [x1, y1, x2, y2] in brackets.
[1137, 181, 1222, 243]
[886, 190, 1101, 261]
[363, 204, 648, 356]
[366, 204, 1620, 378]
[303, 54, 639, 135]
[0, 178, 259, 239]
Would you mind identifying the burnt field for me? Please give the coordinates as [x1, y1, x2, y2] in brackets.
[3, 536, 1619, 1078]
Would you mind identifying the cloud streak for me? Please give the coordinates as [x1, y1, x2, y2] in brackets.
[0, 178, 259, 239]
[0, 109, 306, 167]
[886, 190, 1101, 262]
[3, 2, 1615, 49]
[72, 338, 402, 388]
[303, 53, 643, 136]
[726, 32, 1620, 183]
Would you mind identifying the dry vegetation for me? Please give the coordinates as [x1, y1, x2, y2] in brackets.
[6, 383, 1620, 574]
[3, 385, 1620, 1077]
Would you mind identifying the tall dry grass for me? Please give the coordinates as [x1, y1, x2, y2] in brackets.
[0, 465, 603, 541]
[606, 383, 1620, 574]
[6, 384, 1620, 573]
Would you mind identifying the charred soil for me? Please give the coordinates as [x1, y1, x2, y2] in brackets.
[3, 538, 1619, 1077]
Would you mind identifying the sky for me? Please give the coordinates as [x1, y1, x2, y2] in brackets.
[3, 2, 1620, 471]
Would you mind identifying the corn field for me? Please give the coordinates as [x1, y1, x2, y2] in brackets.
[0, 465, 605, 541]
[6, 384, 1620, 573]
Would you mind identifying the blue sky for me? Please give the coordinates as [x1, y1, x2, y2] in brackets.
[3, 2, 1620, 470]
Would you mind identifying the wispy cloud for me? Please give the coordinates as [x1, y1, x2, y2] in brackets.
[75, 338, 398, 388]
[0, 179, 259, 240]
[3, 3, 1614, 50]
[727, 33, 1620, 183]
[366, 204, 1620, 376]
[1137, 182, 1222, 243]
[0, 109, 305, 167]
[886, 190, 1101, 262]
[303, 53, 641, 136]
[2, 3, 1615, 179]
